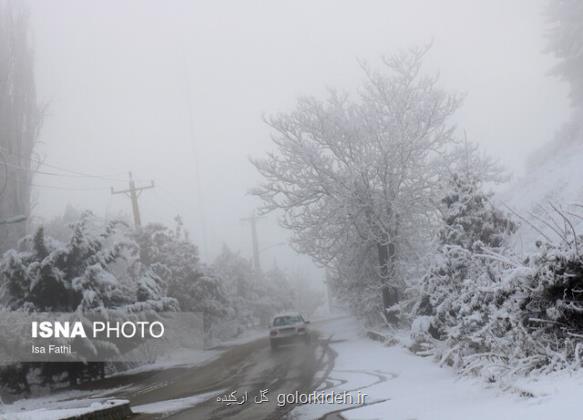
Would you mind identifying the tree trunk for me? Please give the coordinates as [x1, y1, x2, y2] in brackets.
[377, 238, 399, 325]
[0, 2, 40, 252]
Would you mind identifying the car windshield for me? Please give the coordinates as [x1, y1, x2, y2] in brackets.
[273, 315, 302, 326]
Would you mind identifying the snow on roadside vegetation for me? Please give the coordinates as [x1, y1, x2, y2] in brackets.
[295, 317, 583, 420]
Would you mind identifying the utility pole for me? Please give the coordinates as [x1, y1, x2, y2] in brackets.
[111, 172, 154, 228]
[240, 211, 265, 273]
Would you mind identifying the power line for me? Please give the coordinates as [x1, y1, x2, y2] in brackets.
[1, 169, 112, 192]
[30, 183, 110, 192]
[1, 159, 128, 181]
[0, 168, 108, 192]
[0, 146, 136, 182]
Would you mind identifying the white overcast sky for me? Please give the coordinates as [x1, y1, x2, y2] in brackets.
[28, 0, 570, 276]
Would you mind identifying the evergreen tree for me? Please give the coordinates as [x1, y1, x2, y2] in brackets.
[133, 220, 228, 321]
[417, 173, 516, 344]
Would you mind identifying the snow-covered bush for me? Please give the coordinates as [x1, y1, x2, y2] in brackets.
[415, 173, 583, 381]
[413, 173, 517, 373]
[132, 220, 229, 325]
[0, 211, 177, 391]
[432, 234, 583, 380]
[417, 173, 516, 335]
[504, 237, 583, 374]
[0, 212, 142, 312]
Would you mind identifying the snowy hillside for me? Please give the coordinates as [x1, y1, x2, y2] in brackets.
[497, 119, 583, 254]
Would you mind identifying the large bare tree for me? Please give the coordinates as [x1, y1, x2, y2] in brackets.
[252, 46, 462, 322]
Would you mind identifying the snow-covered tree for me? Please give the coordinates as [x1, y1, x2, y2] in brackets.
[547, 0, 583, 107]
[0, 0, 43, 253]
[328, 240, 386, 324]
[132, 219, 228, 320]
[210, 245, 255, 320]
[0, 211, 177, 390]
[252, 46, 462, 321]
[42, 205, 82, 242]
[1, 213, 136, 312]
[210, 245, 296, 330]
[415, 172, 516, 359]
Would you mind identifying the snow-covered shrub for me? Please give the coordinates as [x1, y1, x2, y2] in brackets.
[510, 238, 583, 373]
[437, 235, 583, 380]
[133, 263, 179, 312]
[0, 212, 141, 312]
[416, 177, 583, 381]
[0, 211, 177, 391]
[133, 220, 229, 324]
[413, 173, 517, 367]
[417, 173, 516, 336]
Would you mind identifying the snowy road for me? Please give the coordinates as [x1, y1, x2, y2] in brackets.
[6, 316, 580, 419]
[66, 324, 336, 420]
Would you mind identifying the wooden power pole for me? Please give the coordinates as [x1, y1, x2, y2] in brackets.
[240, 211, 264, 273]
[111, 172, 154, 228]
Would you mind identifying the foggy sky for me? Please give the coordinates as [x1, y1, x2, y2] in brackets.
[28, 0, 570, 278]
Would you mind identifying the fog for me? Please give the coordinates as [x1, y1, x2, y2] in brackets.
[28, 0, 569, 276]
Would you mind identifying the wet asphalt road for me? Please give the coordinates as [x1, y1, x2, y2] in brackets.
[77, 331, 335, 420]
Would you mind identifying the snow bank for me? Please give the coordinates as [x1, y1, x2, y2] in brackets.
[293, 317, 583, 420]
[1, 398, 129, 420]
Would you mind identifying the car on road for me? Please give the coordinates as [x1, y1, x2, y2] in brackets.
[269, 312, 311, 350]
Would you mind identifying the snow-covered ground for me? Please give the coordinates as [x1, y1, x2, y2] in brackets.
[4, 317, 582, 419]
[0, 397, 128, 420]
[0, 327, 265, 419]
[0, 350, 215, 419]
[0, 386, 132, 418]
[497, 138, 583, 254]
[292, 317, 583, 420]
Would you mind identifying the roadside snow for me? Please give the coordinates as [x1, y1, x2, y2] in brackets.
[0, 398, 128, 420]
[0, 387, 128, 416]
[292, 317, 583, 420]
[0, 349, 220, 418]
[132, 390, 223, 415]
